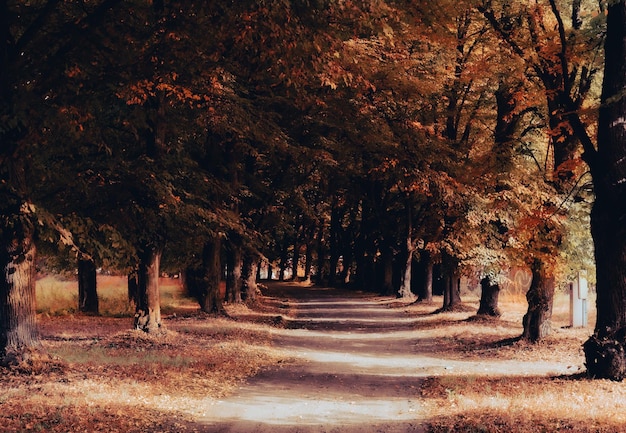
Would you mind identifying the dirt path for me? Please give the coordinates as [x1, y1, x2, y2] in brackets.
[195, 284, 576, 433]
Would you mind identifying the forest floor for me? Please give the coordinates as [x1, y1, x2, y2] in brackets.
[2, 278, 626, 432]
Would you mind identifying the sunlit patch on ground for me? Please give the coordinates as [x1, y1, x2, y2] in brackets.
[1, 278, 621, 432]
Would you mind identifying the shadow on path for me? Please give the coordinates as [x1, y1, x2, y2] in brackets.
[197, 283, 573, 432]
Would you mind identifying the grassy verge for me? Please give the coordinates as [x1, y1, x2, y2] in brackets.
[3, 277, 290, 432]
[36, 274, 193, 317]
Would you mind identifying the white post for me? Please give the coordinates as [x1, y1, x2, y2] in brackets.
[570, 271, 588, 328]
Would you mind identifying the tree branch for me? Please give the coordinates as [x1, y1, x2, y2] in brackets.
[547, 0, 571, 96]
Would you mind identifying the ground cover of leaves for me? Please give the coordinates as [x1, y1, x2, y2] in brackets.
[2, 282, 626, 432]
[0, 302, 292, 432]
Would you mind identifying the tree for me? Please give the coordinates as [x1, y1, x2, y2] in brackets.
[479, 0, 604, 341]
[583, 0, 626, 380]
[77, 256, 98, 314]
[0, 0, 122, 365]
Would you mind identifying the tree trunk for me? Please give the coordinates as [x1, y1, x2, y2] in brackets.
[78, 256, 99, 314]
[328, 201, 342, 287]
[416, 254, 434, 303]
[291, 229, 301, 281]
[0, 227, 40, 365]
[225, 244, 242, 303]
[256, 260, 262, 282]
[241, 254, 258, 302]
[198, 237, 224, 313]
[441, 254, 462, 311]
[584, 1, 626, 380]
[279, 239, 289, 281]
[133, 246, 162, 333]
[399, 202, 416, 299]
[291, 243, 299, 281]
[442, 274, 461, 310]
[521, 258, 554, 342]
[315, 219, 326, 285]
[398, 246, 414, 299]
[128, 271, 139, 306]
[381, 246, 394, 296]
[355, 247, 375, 292]
[477, 276, 501, 317]
[304, 241, 313, 284]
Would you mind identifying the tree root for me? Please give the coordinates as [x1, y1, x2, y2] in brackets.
[584, 330, 626, 381]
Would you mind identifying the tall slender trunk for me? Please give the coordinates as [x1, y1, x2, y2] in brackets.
[134, 246, 162, 333]
[399, 249, 414, 299]
[521, 258, 554, 342]
[0, 226, 39, 365]
[398, 200, 415, 299]
[304, 240, 313, 284]
[328, 200, 342, 287]
[315, 219, 326, 285]
[291, 241, 300, 281]
[78, 256, 98, 314]
[279, 239, 289, 281]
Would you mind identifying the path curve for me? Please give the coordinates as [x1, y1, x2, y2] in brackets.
[197, 284, 573, 432]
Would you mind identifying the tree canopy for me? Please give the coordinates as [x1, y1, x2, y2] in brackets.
[1, 0, 606, 362]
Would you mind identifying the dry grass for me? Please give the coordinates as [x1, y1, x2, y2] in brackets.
[1, 275, 291, 432]
[3, 278, 621, 432]
[399, 289, 619, 433]
[423, 374, 626, 432]
[36, 274, 193, 317]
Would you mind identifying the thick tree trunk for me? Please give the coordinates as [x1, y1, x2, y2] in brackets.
[134, 246, 162, 333]
[441, 254, 462, 311]
[0, 228, 40, 365]
[442, 273, 462, 310]
[225, 245, 242, 303]
[477, 276, 501, 317]
[241, 254, 258, 302]
[198, 238, 224, 313]
[584, 1, 626, 380]
[416, 254, 434, 303]
[78, 257, 99, 314]
[521, 258, 554, 342]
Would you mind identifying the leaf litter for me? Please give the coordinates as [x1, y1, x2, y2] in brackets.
[1, 284, 626, 432]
